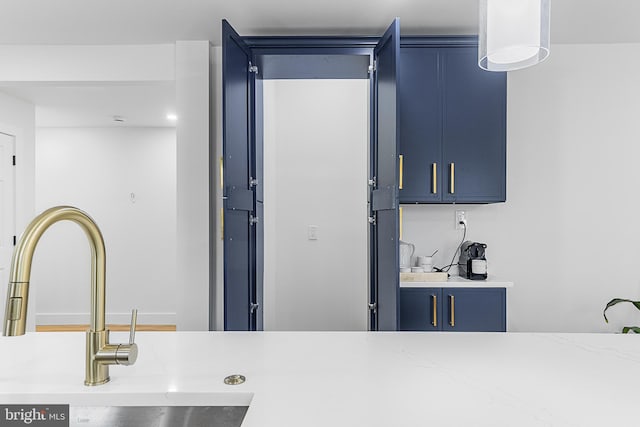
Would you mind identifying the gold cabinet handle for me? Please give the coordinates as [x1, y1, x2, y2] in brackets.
[449, 294, 455, 327]
[432, 163, 437, 194]
[431, 294, 437, 327]
[399, 154, 404, 190]
[449, 163, 455, 194]
[220, 156, 224, 240]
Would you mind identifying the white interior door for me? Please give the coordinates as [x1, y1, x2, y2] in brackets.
[0, 133, 16, 294]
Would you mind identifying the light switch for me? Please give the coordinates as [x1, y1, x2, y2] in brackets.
[308, 225, 319, 240]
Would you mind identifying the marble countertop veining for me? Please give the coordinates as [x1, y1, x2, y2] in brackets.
[0, 331, 637, 426]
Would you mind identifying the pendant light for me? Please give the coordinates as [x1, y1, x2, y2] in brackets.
[479, 0, 550, 71]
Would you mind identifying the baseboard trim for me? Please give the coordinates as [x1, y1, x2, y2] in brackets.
[36, 324, 176, 332]
[36, 312, 177, 325]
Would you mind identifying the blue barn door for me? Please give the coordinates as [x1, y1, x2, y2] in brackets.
[222, 20, 259, 330]
[369, 19, 400, 331]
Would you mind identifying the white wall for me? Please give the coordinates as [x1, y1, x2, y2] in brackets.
[175, 41, 211, 331]
[34, 127, 176, 325]
[211, 45, 224, 331]
[0, 91, 36, 331]
[263, 79, 369, 331]
[402, 43, 640, 333]
[0, 43, 211, 330]
[0, 45, 174, 82]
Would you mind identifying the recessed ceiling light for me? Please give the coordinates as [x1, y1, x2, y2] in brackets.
[166, 113, 178, 121]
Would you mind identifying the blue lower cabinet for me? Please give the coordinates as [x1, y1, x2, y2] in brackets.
[400, 287, 506, 332]
[399, 288, 441, 331]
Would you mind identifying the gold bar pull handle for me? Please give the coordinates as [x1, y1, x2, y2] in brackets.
[220, 156, 224, 240]
[449, 163, 455, 194]
[431, 163, 437, 194]
[449, 294, 455, 327]
[399, 154, 404, 190]
[431, 294, 437, 327]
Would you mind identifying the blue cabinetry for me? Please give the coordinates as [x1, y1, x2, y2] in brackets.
[399, 41, 507, 204]
[399, 287, 506, 332]
[398, 46, 441, 202]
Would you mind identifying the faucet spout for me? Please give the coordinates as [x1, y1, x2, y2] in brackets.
[4, 206, 106, 335]
[3, 206, 137, 386]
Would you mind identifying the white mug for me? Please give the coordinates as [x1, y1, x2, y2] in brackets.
[417, 255, 432, 265]
[417, 256, 433, 272]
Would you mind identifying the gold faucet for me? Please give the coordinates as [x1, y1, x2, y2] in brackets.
[2, 206, 138, 386]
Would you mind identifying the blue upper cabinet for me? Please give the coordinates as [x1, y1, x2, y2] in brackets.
[441, 47, 507, 203]
[399, 41, 507, 204]
[399, 47, 441, 202]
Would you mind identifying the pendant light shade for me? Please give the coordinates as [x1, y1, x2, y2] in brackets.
[479, 0, 550, 71]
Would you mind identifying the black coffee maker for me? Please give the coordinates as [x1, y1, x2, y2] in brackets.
[458, 241, 488, 280]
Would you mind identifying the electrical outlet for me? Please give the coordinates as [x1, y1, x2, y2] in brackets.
[455, 210, 467, 230]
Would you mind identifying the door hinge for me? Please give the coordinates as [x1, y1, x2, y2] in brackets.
[368, 61, 376, 74]
[368, 177, 376, 187]
[12, 155, 16, 166]
[249, 63, 258, 74]
[250, 303, 260, 313]
[13, 235, 16, 246]
[368, 302, 377, 313]
[249, 215, 259, 226]
[249, 177, 258, 188]
[368, 216, 376, 225]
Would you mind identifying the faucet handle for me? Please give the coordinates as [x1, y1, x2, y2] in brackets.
[110, 309, 139, 366]
[129, 309, 138, 345]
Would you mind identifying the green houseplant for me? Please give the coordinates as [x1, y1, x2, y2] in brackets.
[603, 298, 640, 333]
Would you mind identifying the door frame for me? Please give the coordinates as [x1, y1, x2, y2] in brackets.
[221, 24, 403, 331]
[0, 130, 16, 272]
[0, 124, 33, 330]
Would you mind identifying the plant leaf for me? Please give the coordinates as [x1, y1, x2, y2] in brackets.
[603, 298, 640, 323]
[621, 326, 640, 334]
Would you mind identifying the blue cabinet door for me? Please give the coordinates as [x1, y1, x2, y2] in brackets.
[370, 19, 401, 331]
[397, 42, 506, 204]
[398, 47, 441, 203]
[399, 287, 506, 331]
[441, 47, 507, 203]
[441, 288, 506, 332]
[399, 288, 441, 331]
[222, 20, 257, 331]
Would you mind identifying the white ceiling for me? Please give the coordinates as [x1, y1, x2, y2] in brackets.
[0, 84, 176, 128]
[1, 0, 640, 45]
[2, 0, 640, 127]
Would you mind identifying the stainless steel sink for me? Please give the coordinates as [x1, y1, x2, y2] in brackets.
[71, 405, 249, 427]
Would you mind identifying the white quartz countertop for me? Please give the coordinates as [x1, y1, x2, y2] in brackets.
[0, 331, 637, 426]
[400, 275, 514, 288]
